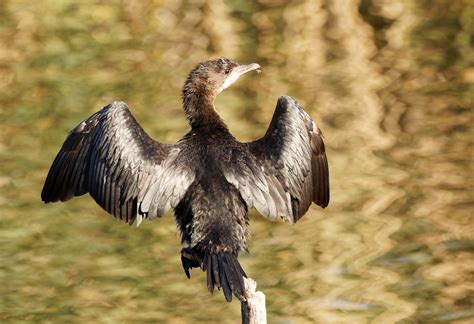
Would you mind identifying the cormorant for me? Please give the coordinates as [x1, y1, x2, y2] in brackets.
[41, 58, 330, 302]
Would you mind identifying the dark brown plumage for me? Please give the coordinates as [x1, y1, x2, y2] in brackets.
[41, 57, 329, 303]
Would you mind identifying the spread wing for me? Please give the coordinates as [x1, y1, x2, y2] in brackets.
[41, 101, 195, 225]
[224, 96, 329, 223]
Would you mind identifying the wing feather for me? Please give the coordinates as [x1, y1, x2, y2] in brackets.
[225, 96, 329, 223]
[41, 101, 194, 225]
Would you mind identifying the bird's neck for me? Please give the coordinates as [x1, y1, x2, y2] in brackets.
[182, 87, 227, 130]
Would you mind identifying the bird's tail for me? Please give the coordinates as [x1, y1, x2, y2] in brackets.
[181, 249, 247, 302]
[203, 252, 247, 302]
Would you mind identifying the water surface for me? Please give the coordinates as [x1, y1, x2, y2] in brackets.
[1, 1, 472, 323]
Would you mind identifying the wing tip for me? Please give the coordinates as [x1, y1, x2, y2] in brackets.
[314, 186, 330, 208]
[319, 200, 329, 209]
[110, 100, 129, 110]
[41, 194, 74, 204]
[277, 95, 294, 106]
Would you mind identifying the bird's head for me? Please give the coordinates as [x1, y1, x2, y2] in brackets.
[182, 57, 261, 103]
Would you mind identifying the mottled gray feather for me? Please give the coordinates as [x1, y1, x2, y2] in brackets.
[226, 95, 329, 223]
[41, 101, 194, 224]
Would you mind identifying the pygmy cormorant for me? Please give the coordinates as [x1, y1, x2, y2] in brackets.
[41, 58, 330, 302]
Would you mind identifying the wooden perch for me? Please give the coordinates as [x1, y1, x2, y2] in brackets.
[241, 277, 266, 324]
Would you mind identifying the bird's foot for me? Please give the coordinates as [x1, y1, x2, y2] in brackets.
[180, 247, 202, 278]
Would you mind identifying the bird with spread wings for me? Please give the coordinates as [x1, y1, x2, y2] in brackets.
[42, 58, 329, 303]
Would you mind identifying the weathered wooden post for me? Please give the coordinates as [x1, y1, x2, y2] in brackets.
[241, 277, 266, 324]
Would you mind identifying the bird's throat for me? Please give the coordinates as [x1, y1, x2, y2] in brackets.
[183, 93, 226, 129]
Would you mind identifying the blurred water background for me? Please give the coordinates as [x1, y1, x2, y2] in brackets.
[1, 1, 473, 323]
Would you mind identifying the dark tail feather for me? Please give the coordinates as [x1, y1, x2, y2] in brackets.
[202, 252, 247, 302]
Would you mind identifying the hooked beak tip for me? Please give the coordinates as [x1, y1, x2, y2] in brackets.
[250, 63, 262, 74]
[236, 63, 261, 76]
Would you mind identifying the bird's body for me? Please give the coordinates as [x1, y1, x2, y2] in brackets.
[176, 126, 249, 254]
[41, 58, 329, 302]
[175, 126, 250, 301]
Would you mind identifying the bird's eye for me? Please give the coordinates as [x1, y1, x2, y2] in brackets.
[224, 69, 230, 75]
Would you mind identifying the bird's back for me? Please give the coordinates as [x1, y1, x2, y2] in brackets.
[176, 125, 249, 224]
[175, 127, 250, 302]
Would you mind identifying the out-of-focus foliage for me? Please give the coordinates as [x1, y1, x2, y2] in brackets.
[0, 0, 472, 323]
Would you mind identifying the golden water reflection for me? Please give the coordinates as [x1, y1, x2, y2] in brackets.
[0, 0, 472, 323]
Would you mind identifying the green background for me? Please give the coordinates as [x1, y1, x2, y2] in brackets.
[1, 0, 473, 323]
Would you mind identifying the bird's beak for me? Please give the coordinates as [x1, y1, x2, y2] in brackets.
[233, 63, 261, 77]
[218, 63, 261, 93]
